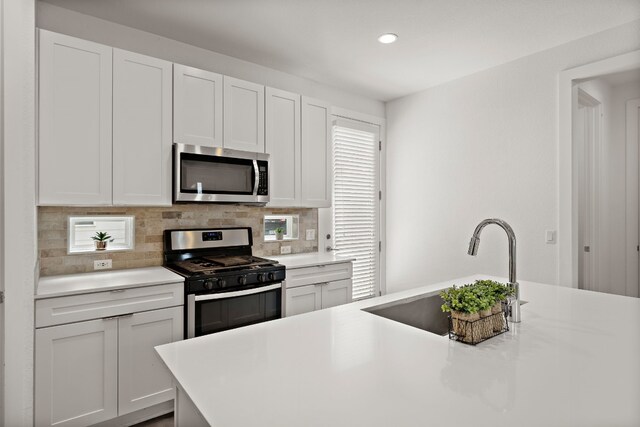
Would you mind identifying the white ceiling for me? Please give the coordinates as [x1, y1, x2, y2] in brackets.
[40, 0, 640, 101]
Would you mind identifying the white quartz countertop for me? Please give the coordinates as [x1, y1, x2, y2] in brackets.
[156, 275, 640, 427]
[270, 252, 355, 269]
[36, 266, 184, 299]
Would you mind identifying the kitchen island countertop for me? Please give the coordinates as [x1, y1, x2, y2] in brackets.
[156, 275, 640, 427]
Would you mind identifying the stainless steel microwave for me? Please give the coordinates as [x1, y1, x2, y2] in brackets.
[173, 143, 269, 204]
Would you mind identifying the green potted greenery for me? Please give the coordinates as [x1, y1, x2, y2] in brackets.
[274, 227, 285, 241]
[91, 231, 114, 251]
[440, 280, 514, 343]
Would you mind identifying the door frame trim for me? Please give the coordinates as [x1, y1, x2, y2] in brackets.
[626, 98, 640, 297]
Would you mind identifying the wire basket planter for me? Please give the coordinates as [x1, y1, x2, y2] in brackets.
[448, 301, 509, 345]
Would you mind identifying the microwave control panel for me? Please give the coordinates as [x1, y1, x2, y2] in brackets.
[257, 161, 268, 196]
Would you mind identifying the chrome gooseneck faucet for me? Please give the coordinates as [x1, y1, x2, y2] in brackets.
[468, 218, 521, 323]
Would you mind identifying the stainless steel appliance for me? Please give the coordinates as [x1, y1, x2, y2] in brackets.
[173, 143, 269, 204]
[164, 227, 285, 338]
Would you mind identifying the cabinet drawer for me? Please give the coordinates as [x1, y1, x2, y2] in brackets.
[36, 283, 184, 328]
[285, 262, 352, 289]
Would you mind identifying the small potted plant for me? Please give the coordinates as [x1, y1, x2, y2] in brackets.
[92, 231, 114, 251]
[274, 227, 285, 241]
[440, 285, 483, 343]
[440, 280, 514, 344]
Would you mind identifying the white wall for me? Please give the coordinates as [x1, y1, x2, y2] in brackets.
[35, 2, 385, 119]
[2, 0, 36, 424]
[385, 20, 640, 292]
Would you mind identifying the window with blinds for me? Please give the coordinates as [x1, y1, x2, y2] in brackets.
[332, 121, 379, 300]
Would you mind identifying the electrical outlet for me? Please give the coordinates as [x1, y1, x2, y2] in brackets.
[306, 229, 316, 241]
[94, 259, 112, 270]
[280, 245, 292, 255]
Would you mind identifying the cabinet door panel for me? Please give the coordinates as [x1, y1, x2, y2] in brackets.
[301, 96, 331, 207]
[174, 64, 223, 147]
[223, 76, 265, 152]
[38, 30, 112, 205]
[266, 87, 300, 206]
[285, 284, 321, 317]
[321, 279, 352, 309]
[113, 49, 172, 206]
[118, 306, 183, 415]
[35, 319, 118, 427]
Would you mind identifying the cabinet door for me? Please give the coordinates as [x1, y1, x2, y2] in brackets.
[173, 64, 223, 147]
[223, 76, 265, 152]
[118, 306, 183, 415]
[38, 30, 112, 205]
[301, 96, 332, 207]
[321, 279, 353, 309]
[266, 87, 301, 206]
[113, 49, 172, 206]
[35, 318, 118, 427]
[285, 284, 321, 317]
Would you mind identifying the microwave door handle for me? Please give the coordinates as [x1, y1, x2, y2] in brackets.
[252, 160, 259, 196]
[194, 283, 282, 301]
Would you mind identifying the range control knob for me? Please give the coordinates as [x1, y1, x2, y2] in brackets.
[218, 279, 227, 288]
[257, 273, 265, 283]
[238, 276, 247, 285]
[203, 279, 215, 290]
[267, 272, 276, 281]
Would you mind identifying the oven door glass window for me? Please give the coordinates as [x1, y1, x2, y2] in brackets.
[194, 287, 282, 336]
[180, 153, 255, 195]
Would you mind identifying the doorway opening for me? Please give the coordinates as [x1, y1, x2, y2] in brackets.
[560, 51, 640, 297]
[575, 89, 601, 291]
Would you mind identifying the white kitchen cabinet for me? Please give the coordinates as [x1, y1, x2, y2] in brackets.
[265, 87, 301, 206]
[285, 284, 321, 316]
[118, 306, 182, 415]
[38, 29, 113, 206]
[35, 283, 183, 427]
[284, 261, 352, 317]
[321, 279, 352, 309]
[35, 318, 118, 427]
[173, 64, 223, 147]
[113, 49, 172, 206]
[301, 96, 332, 207]
[223, 76, 265, 152]
[38, 30, 173, 206]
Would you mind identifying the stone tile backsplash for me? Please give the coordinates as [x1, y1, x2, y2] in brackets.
[38, 205, 318, 276]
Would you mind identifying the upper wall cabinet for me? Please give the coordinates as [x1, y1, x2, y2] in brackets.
[38, 30, 113, 205]
[301, 96, 332, 208]
[223, 76, 265, 152]
[265, 87, 301, 206]
[173, 64, 223, 147]
[113, 49, 172, 206]
[37, 30, 172, 206]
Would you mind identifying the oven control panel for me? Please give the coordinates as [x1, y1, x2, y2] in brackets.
[202, 231, 223, 241]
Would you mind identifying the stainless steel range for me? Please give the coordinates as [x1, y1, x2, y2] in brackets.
[164, 227, 285, 338]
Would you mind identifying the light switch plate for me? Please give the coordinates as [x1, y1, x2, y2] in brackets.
[280, 245, 292, 255]
[545, 230, 556, 244]
[94, 259, 112, 270]
[306, 229, 316, 240]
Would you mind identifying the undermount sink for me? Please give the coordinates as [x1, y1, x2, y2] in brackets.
[363, 293, 450, 336]
[363, 293, 529, 336]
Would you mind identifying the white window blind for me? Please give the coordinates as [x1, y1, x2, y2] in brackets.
[333, 122, 379, 300]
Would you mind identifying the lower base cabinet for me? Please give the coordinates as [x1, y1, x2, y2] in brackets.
[35, 306, 183, 427]
[285, 279, 352, 316]
[284, 260, 353, 316]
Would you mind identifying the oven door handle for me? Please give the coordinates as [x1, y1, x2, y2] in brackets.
[194, 283, 282, 301]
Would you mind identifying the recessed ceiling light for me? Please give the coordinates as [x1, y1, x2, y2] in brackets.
[377, 33, 398, 44]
